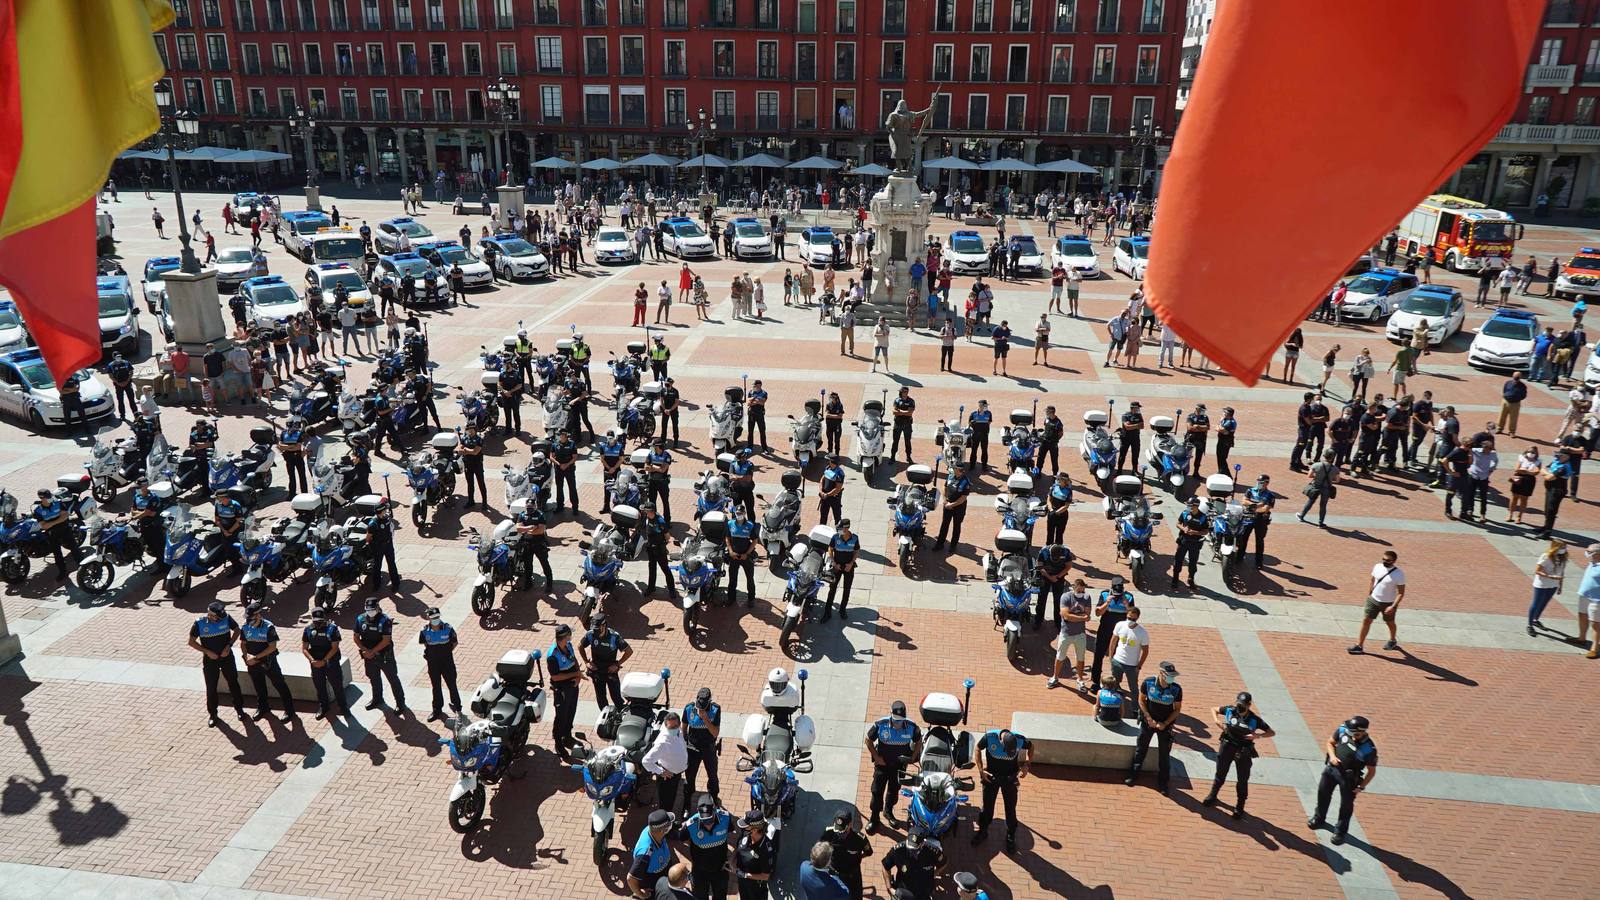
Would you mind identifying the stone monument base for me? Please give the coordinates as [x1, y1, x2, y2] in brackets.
[164, 268, 230, 356]
[496, 184, 525, 232]
[864, 173, 935, 324]
[304, 185, 322, 212]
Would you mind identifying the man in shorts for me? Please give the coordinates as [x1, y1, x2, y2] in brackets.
[1349, 550, 1405, 654]
[1580, 544, 1600, 659]
[1047, 579, 1092, 690]
[1106, 312, 1129, 367]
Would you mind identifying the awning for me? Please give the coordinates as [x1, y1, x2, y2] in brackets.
[920, 156, 981, 171]
[214, 149, 293, 163]
[1036, 158, 1099, 174]
[626, 153, 681, 168]
[847, 163, 892, 177]
[531, 156, 578, 169]
[786, 155, 845, 170]
[734, 152, 789, 169]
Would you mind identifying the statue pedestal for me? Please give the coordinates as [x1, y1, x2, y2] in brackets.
[165, 268, 230, 356]
[0, 599, 21, 668]
[866, 174, 935, 318]
[304, 185, 322, 212]
[496, 184, 525, 231]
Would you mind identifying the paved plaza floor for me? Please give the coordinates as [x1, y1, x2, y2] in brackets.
[1, 186, 1598, 899]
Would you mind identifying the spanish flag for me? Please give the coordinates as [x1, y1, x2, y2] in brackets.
[0, 0, 173, 386]
[1145, 0, 1544, 384]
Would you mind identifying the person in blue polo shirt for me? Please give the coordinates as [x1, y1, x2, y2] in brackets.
[354, 598, 406, 711]
[301, 607, 350, 720]
[240, 602, 297, 723]
[865, 700, 923, 833]
[822, 519, 859, 622]
[418, 607, 461, 721]
[724, 504, 761, 608]
[1203, 691, 1275, 820]
[548, 623, 583, 759]
[970, 728, 1031, 852]
[818, 456, 847, 526]
[627, 809, 676, 897]
[967, 400, 993, 470]
[188, 601, 244, 726]
[675, 794, 734, 899]
[1090, 576, 1135, 687]
[1125, 660, 1183, 794]
[1308, 716, 1378, 845]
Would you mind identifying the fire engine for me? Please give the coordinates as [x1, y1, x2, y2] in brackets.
[1394, 194, 1521, 273]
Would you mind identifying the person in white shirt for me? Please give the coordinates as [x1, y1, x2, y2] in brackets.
[1109, 606, 1150, 711]
[1033, 314, 1052, 366]
[642, 710, 689, 813]
[1350, 550, 1406, 654]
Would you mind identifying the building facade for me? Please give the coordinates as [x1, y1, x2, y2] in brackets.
[1172, 0, 1210, 116]
[157, 0, 1183, 195]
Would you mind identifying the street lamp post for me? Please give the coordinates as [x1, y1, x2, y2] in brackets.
[288, 106, 322, 210]
[153, 82, 202, 274]
[485, 77, 521, 187]
[1128, 114, 1165, 201]
[686, 107, 718, 214]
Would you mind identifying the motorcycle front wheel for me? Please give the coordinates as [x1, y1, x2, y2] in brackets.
[682, 602, 696, 633]
[1005, 626, 1019, 658]
[77, 560, 113, 594]
[314, 583, 334, 609]
[578, 592, 598, 629]
[412, 504, 427, 528]
[779, 612, 799, 645]
[448, 784, 486, 833]
[592, 822, 611, 865]
[167, 569, 192, 597]
[242, 579, 267, 604]
[471, 583, 494, 616]
[1129, 554, 1145, 588]
[897, 542, 911, 570]
[0, 555, 29, 584]
[91, 480, 116, 504]
[1222, 553, 1239, 586]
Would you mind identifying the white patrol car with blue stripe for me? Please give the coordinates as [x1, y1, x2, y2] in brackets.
[374, 216, 434, 254]
[730, 217, 773, 260]
[662, 216, 715, 259]
[0, 348, 112, 428]
[416, 240, 493, 287]
[95, 276, 142, 354]
[281, 210, 333, 260]
[303, 262, 373, 306]
[945, 230, 990, 275]
[239, 275, 306, 326]
[477, 233, 550, 280]
[374, 251, 450, 302]
[231, 191, 264, 223]
[0, 295, 30, 353]
[140, 256, 182, 313]
[799, 225, 836, 267]
[1052, 234, 1101, 278]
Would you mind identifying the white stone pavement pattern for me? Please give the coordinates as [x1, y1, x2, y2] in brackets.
[1, 188, 1595, 899]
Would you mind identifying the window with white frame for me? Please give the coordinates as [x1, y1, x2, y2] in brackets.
[541, 84, 563, 122]
[1046, 95, 1068, 132]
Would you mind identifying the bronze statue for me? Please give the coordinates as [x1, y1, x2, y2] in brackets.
[886, 99, 935, 175]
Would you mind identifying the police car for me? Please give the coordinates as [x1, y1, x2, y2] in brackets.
[0, 296, 31, 353]
[237, 275, 306, 326]
[140, 256, 182, 313]
[0, 348, 113, 428]
[1339, 268, 1417, 321]
[373, 216, 435, 254]
[945, 230, 990, 275]
[231, 191, 265, 223]
[280, 210, 334, 260]
[799, 226, 838, 268]
[729, 217, 774, 260]
[1052, 234, 1101, 278]
[478, 234, 550, 280]
[213, 246, 268, 290]
[593, 226, 637, 264]
[661, 216, 716, 259]
[1553, 248, 1600, 301]
[374, 251, 450, 303]
[1385, 284, 1465, 346]
[1009, 235, 1045, 276]
[95, 276, 142, 355]
[1468, 308, 1539, 371]
[303, 262, 373, 306]
[416, 240, 493, 288]
[1112, 236, 1150, 280]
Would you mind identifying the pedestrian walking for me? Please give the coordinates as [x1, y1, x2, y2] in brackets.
[1298, 450, 1338, 526]
[871, 316, 891, 372]
[1527, 539, 1570, 637]
[1348, 550, 1405, 654]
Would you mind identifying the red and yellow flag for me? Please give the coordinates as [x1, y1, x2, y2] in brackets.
[0, 0, 173, 385]
[1144, 0, 1545, 384]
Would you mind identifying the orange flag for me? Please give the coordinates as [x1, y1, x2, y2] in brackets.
[1144, 0, 1544, 384]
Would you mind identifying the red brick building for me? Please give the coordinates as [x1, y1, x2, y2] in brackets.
[157, 0, 1182, 195]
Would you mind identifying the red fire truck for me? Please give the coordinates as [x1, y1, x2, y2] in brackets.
[1394, 194, 1522, 273]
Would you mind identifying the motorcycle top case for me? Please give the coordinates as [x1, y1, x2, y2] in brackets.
[920, 691, 964, 727]
[351, 495, 386, 517]
[699, 510, 728, 542]
[807, 523, 836, 550]
[149, 480, 176, 500]
[1009, 409, 1034, 427]
[1205, 474, 1236, 497]
[496, 649, 536, 684]
[479, 370, 500, 388]
[249, 425, 277, 446]
[430, 430, 460, 450]
[1148, 415, 1176, 434]
[640, 381, 664, 398]
[780, 471, 804, 492]
[527, 439, 552, 457]
[905, 464, 934, 486]
[610, 504, 640, 529]
[1112, 475, 1143, 498]
[291, 492, 322, 513]
[1005, 471, 1035, 493]
[724, 386, 744, 404]
[715, 453, 736, 473]
[620, 670, 664, 702]
[995, 528, 1030, 554]
[862, 399, 885, 415]
[626, 340, 647, 356]
[1082, 409, 1109, 427]
[630, 448, 652, 467]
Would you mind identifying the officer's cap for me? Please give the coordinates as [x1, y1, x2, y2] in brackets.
[555, 623, 572, 637]
[310, 607, 327, 620]
[1158, 660, 1180, 678]
[1187, 496, 1200, 505]
[696, 793, 715, 812]
[1344, 715, 1370, 731]
[1236, 691, 1253, 706]
[136, 477, 148, 486]
[425, 606, 441, 617]
[696, 687, 713, 705]
[590, 612, 608, 629]
[740, 810, 766, 827]
[1110, 575, 1126, 587]
[837, 518, 851, 529]
[1257, 474, 1271, 483]
[364, 597, 380, 611]
[1129, 401, 1141, 408]
[245, 602, 263, 615]
[954, 872, 980, 892]
[890, 700, 907, 717]
[207, 601, 226, 615]
[35, 488, 49, 498]
[648, 809, 675, 828]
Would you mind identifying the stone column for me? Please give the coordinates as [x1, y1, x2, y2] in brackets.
[1533, 154, 1556, 202]
[397, 129, 410, 182]
[362, 127, 379, 179]
[1023, 138, 1042, 200]
[1111, 148, 1125, 192]
[424, 129, 440, 179]
[164, 268, 229, 355]
[332, 127, 348, 183]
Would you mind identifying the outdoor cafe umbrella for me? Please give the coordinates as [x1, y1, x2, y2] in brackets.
[980, 158, 1039, 172]
[580, 157, 624, 171]
[734, 153, 788, 168]
[786, 155, 845, 170]
[678, 154, 733, 169]
[1037, 158, 1098, 174]
[213, 149, 293, 163]
[531, 156, 578, 169]
[626, 153, 681, 167]
[848, 163, 892, 177]
[920, 156, 981, 171]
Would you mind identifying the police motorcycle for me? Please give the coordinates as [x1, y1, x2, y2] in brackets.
[1001, 401, 1042, 477]
[541, 385, 572, 441]
[1079, 402, 1118, 487]
[1105, 472, 1163, 587]
[607, 342, 646, 399]
[307, 497, 382, 610]
[207, 426, 278, 504]
[0, 481, 92, 584]
[676, 510, 728, 632]
[1145, 411, 1192, 491]
[899, 682, 978, 840]
[854, 394, 888, 484]
[286, 362, 348, 428]
[1206, 469, 1252, 585]
[992, 470, 1045, 545]
[444, 648, 549, 832]
[617, 380, 660, 442]
[759, 471, 806, 558]
[984, 534, 1037, 659]
[457, 370, 500, 432]
[237, 515, 310, 605]
[405, 432, 461, 528]
[160, 499, 244, 597]
[75, 503, 151, 595]
[335, 383, 367, 434]
[693, 458, 736, 522]
[708, 384, 745, 456]
[467, 514, 524, 616]
[777, 524, 836, 646]
[603, 466, 648, 560]
[300, 438, 369, 520]
[579, 667, 674, 863]
[166, 422, 219, 495]
[935, 406, 971, 463]
[736, 668, 816, 850]
[504, 446, 556, 515]
[85, 435, 147, 503]
[576, 519, 627, 628]
[788, 396, 824, 468]
[887, 463, 940, 572]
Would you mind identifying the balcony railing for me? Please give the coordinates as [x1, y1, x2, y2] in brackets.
[266, 13, 287, 29]
[236, 16, 256, 31]
[209, 58, 231, 71]
[882, 67, 905, 81]
[243, 60, 263, 74]
[1095, 15, 1118, 32]
[1139, 17, 1163, 32]
[1495, 122, 1600, 144]
[1527, 63, 1576, 90]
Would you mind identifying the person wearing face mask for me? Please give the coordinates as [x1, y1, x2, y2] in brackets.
[952, 871, 989, 900]
[547, 624, 583, 759]
[628, 809, 678, 898]
[864, 700, 923, 833]
[1124, 660, 1182, 794]
[1348, 550, 1406, 654]
[1527, 539, 1570, 637]
[1090, 576, 1135, 688]
[240, 602, 297, 723]
[733, 811, 775, 899]
[724, 504, 761, 608]
[682, 688, 722, 809]
[1508, 446, 1541, 524]
[1308, 716, 1379, 845]
[674, 794, 734, 900]
[822, 519, 859, 622]
[884, 830, 948, 900]
[189, 600, 245, 727]
[418, 607, 461, 721]
[643, 710, 690, 814]
[821, 808, 873, 899]
[970, 728, 1031, 852]
[1203, 691, 1276, 820]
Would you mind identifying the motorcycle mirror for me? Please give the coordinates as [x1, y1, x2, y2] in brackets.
[899, 789, 913, 799]
[735, 758, 754, 772]
[957, 794, 970, 803]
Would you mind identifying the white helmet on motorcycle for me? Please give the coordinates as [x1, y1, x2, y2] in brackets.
[766, 667, 789, 696]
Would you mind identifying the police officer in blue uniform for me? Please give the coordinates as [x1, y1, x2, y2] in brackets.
[459, 424, 487, 508]
[1090, 576, 1135, 690]
[598, 430, 626, 514]
[1044, 471, 1073, 546]
[131, 411, 162, 459]
[628, 808, 677, 898]
[729, 448, 757, 519]
[646, 438, 675, 520]
[1116, 402, 1145, 474]
[822, 519, 859, 622]
[746, 380, 769, 451]
[676, 794, 735, 900]
[240, 602, 297, 723]
[498, 357, 525, 434]
[865, 700, 923, 833]
[365, 500, 401, 591]
[971, 728, 1031, 851]
[31, 489, 71, 580]
[891, 388, 916, 463]
[106, 352, 136, 420]
[1034, 543, 1073, 629]
[1171, 496, 1208, 590]
[565, 374, 595, 441]
[1184, 404, 1211, 478]
[368, 388, 397, 455]
[933, 461, 970, 552]
[1216, 406, 1238, 475]
[967, 401, 993, 469]
[411, 368, 441, 429]
[418, 606, 461, 721]
[1125, 660, 1183, 794]
[1203, 691, 1275, 819]
[579, 612, 633, 709]
[188, 600, 245, 726]
[355, 597, 407, 711]
[733, 811, 775, 899]
[683, 687, 722, 810]
[301, 607, 352, 720]
[547, 623, 583, 759]
[660, 378, 682, 446]
[213, 490, 246, 572]
[724, 504, 760, 609]
[1244, 474, 1275, 569]
[278, 416, 309, 495]
[551, 428, 580, 514]
[1308, 716, 1378, 845]
[129, 478, 164, 562]
[818, 456, 846, 526]
[641, 502, 678, 601]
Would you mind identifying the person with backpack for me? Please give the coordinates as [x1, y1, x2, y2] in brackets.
[1297, 450, 1339, 527]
